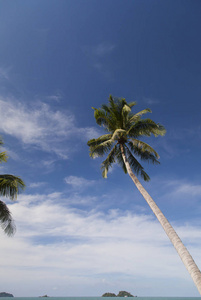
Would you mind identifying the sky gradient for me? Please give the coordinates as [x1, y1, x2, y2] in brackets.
[0, 0, 201, 297]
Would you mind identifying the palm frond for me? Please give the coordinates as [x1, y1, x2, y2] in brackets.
[128, 141, 160, 165]
[128, 108, 152, 127]
[101, 144, 117, 178]
[0, 175, 25, 200]
[101, 104, 112, 114]
[122, 104, 132, 128]
[130, 139, 160, 159]
[92, 107, 118, 131]
[128, 101, 137, 108]
[111, 129, 127, 141]
[89, 139, 114, 158]
[0, 151, 8, 163]
[92, 108, 108, 126]
[108, 95, 119, 113]
[129, 119, 166, 138]
[108, 96, 125, 128]
[0, 200, 16, 236]
[122, 104, 131, 115]
[92, 108, 112, 129]
[125, 145, 150, 181]
[87, 134, 112, 147]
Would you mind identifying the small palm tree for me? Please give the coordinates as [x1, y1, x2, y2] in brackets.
[87, 95, 201, 294]
[0, 139, 25, 236]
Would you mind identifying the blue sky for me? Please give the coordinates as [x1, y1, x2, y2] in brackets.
[0, 0, 201, 297]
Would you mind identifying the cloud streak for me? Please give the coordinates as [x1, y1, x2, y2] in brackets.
[65, 175, 96, 189]
[0, 98, 98, 159]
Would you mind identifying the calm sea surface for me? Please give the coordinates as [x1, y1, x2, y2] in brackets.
[4, 297, 201, 300]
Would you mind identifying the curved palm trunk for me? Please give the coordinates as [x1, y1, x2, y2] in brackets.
[120, 144, 201, 295]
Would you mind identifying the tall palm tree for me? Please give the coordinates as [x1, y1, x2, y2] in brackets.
[87, 95, 201, 294]
[0, 138, 25, 236]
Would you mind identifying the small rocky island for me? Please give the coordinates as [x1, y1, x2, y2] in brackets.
[102, 291, 135, 297]
[0, 293, 14, 297]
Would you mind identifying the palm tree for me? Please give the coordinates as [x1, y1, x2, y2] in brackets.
[87, 95, 201, 294]
[0, 139, 25, 236]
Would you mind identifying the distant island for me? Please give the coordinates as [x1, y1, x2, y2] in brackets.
[102, 291, 135, 297]
[0, 293, 14, 297]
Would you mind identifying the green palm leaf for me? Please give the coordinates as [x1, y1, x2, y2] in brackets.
[128, 141, 160, 165]
[0, 175, 25, 200]
[0, 200, 16, 236]
[128, 108, 152, 126]
[101, 144, 117, 178]
[0, 152, 8, 163]
[88, 138, 114, 158]
[111, 129, 127, 141]
[0, 140, 25, 236]
[125, 145, 150, 181]
[129, 119, 166, 138]
[129, 139, 160, 159]
[87, 134, 112, 147]
[128, 101, 137, 108]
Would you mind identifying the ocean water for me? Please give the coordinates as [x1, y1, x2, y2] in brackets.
[4, 297, 201, 300]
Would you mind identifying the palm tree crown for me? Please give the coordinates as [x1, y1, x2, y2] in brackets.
[0, 138, 25, 236]
[88, 95, 166, 180]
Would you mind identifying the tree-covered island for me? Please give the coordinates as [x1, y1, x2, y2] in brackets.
[102, 291, 135, 297]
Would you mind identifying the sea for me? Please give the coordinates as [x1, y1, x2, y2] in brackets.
[2, 297, 201, 300]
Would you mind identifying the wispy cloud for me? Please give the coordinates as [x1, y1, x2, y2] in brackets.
[0, 98, 99, 159]
[174, 183, 201, 197]
[147, 176, 201, 210]
[64, 175, 96, 189]
[164, 179, 201, 200]
[45, 91, 63, 102]
[29, 182, 47, 188]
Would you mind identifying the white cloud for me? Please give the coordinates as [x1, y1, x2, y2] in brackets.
[0, 192, 200, 296]
[0, 99, 72, 143]
[64, 175, 96, 189]
[47, 95, 60, 101]
[41, 159, 58, 170]
[29, 182, 47, 188]
[45, 92, 62, 102]
[156, 178, 201, 200]
[174, 183, 201, 196]
[0, 98, 98, 159]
